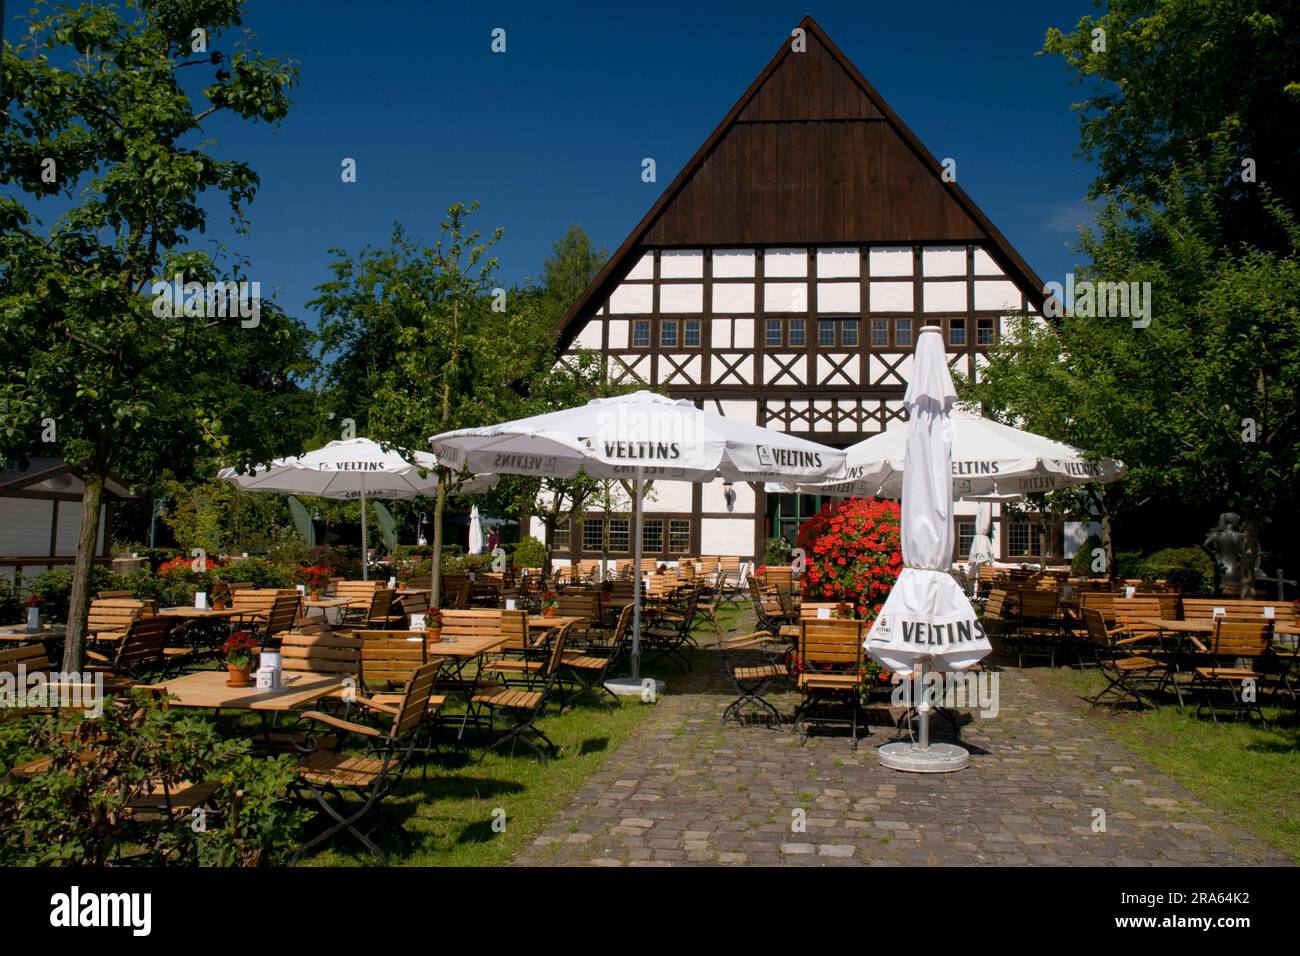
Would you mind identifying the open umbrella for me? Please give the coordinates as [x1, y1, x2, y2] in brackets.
[431, 390, 846, 689]
[219, 438, 494, 579]
[866, 328, 989, 772]
[776, 409, 1124, 500]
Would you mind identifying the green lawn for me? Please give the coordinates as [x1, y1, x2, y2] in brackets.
[1037, 666, 1300, 862]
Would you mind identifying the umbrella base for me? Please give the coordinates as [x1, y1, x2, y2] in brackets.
[604, 677, 665, 700]
[877, 741, 970, 773]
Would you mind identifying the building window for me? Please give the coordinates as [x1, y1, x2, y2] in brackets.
[553, 520, 571, 551]
[608, 518, 630, 552]
[669, 519, 691, 553]
[643, 519, 664, 553]
[841, 319, 858, 347]
[818, 319, 836, 347]
[683, 319, 701, 347]
[1007, 521, 1045, 558]
[895, 319, 912, 348]
[956, 520, 975, 560]
[582, 519, 605, 551]
[949, 319, 966, 346]
[788, 319, 806, 347]
[632, 320, 651, 348]
[818, 319, 859, 347]
[660, 320, 678, 348]
[871, 319, 889, 348]
[765, 319, 783, 347]
[977, 317, 994, 346]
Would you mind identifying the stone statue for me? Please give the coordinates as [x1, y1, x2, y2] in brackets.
[1203, 512, 1246, 595]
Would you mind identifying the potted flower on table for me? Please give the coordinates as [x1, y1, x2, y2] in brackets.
[541, 591, 559, 618]
[223, 630, 260, 687]
[302, 565, 333, 600]
[425, 607, 443, 643]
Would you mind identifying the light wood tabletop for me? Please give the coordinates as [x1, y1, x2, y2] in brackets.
[303, 597, 360, 609]
[159, 607, 243, 619]
[426, 633, 509, 658]
[527, 615, 583, 630]
[145, 670, 342, 710]
[0, 624, 66, 643]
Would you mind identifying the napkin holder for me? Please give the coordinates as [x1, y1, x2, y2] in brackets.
[255, 652, 283, 691]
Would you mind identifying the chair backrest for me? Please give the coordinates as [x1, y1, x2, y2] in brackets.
[1080, 607, 1112, 647]
[87, 597, 155, 634]
[114, 616, 174, 673]
[764, 566, 794, 590]
[799, 619, 862, 669]
[800, 602, 841, 620]
[1078, 590, 1117, 622]
[499, 608, 529, 653]
[267, 590, 301, 635]
[0, 643, 51, 676]
[389, 660, 444, 740]
[697, 555, 720, 574]
[982, 588, 1013, 622]
[366, 589, 396, 627]
[229, 589, 278, 618]
[1210, 619, 1271, 659]
[96, 589, 135, 599]
[719, 556, 742, 576]
[279, 632, 361, 677]
[1113, 596, 1166, 635]
[1184, 597, 1297, 625]
[395, 590, 430, 624]
[335, 580, 383, 604]
[1018, 589, 1059, 620]
[357, 630, 427, 689]
[441, 608, 504, 639]
[557, 590, 601, 627]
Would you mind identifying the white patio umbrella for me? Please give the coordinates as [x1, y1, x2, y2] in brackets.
[776, 409, 1125, 500]
[430, 390, 846, 688]
[468, 506, 485, 555]
[966, 501, 996, 595]
[866, 327, 989, 773]
[219, 438, 494, 579]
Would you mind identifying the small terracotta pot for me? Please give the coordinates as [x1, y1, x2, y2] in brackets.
[226, 664, 253, 687]
[543, 605, 557, 618]
[426, 624, 442, 644]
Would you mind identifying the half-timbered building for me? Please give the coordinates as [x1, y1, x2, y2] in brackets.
[538, 16, 1065, 566]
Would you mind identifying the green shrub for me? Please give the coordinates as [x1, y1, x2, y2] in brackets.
[0, 577, 22, 626]
[513, 536, 547, 568]
[1141, 547, 1214, 593]
[1114, 550, 1146, 580]
[29, 566, 131, 621]
[0, 692, 306, 866]
[1070, 534, 1105, 576]
[213, 558, 299, 589]
[764, 537, 790, 566]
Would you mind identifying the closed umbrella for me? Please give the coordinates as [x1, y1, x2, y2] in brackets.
[866, 328, 989, 772]
[468, 506, 485, 555]
[431, 390, 846, 689]
[966, 501, 996, 595]
[219, 438, 494, 579]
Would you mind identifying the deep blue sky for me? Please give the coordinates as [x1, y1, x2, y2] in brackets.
[22, 0, 1106, 325]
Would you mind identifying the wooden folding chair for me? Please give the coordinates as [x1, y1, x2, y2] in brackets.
[793, 619, 864, 748]
[471, 622, 571, 763]
[1189, 620, 1272, 725]
[1080, 608, 1165, 710]
[85, 616, 179, 684]
[719, 626, 790, 726]
[560, 604, 633, 709]
[291, 661, 445, 863]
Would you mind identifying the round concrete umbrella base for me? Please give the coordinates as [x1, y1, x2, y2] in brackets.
[604, 677, 665, 699]
[877, 741, 970, 773]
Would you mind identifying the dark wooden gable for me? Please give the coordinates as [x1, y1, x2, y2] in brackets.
[557, 15, 1045, 348]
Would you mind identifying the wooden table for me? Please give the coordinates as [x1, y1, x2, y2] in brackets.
[303, 596, 364, 623]
[426, 633, 509, 659]
[527, 615, 584, 631]
[159, 607, 243, 620]
[144, 670, 341, 711]
[0, 624, 66, 644]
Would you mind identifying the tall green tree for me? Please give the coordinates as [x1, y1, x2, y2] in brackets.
[0, 0, 312, 667]
[968, 3, 1300, 595]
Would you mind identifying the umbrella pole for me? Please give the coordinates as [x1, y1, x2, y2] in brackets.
[360, 481, 368, 581]
[631, 476, 643, 683]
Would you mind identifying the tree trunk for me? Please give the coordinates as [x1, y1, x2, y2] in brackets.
[1240, 513, 1260, 599]
[62, 470, 105, 671]
[430, 479, 447, 608]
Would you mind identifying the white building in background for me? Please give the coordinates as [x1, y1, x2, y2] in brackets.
[535, 17, 1066, 566]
